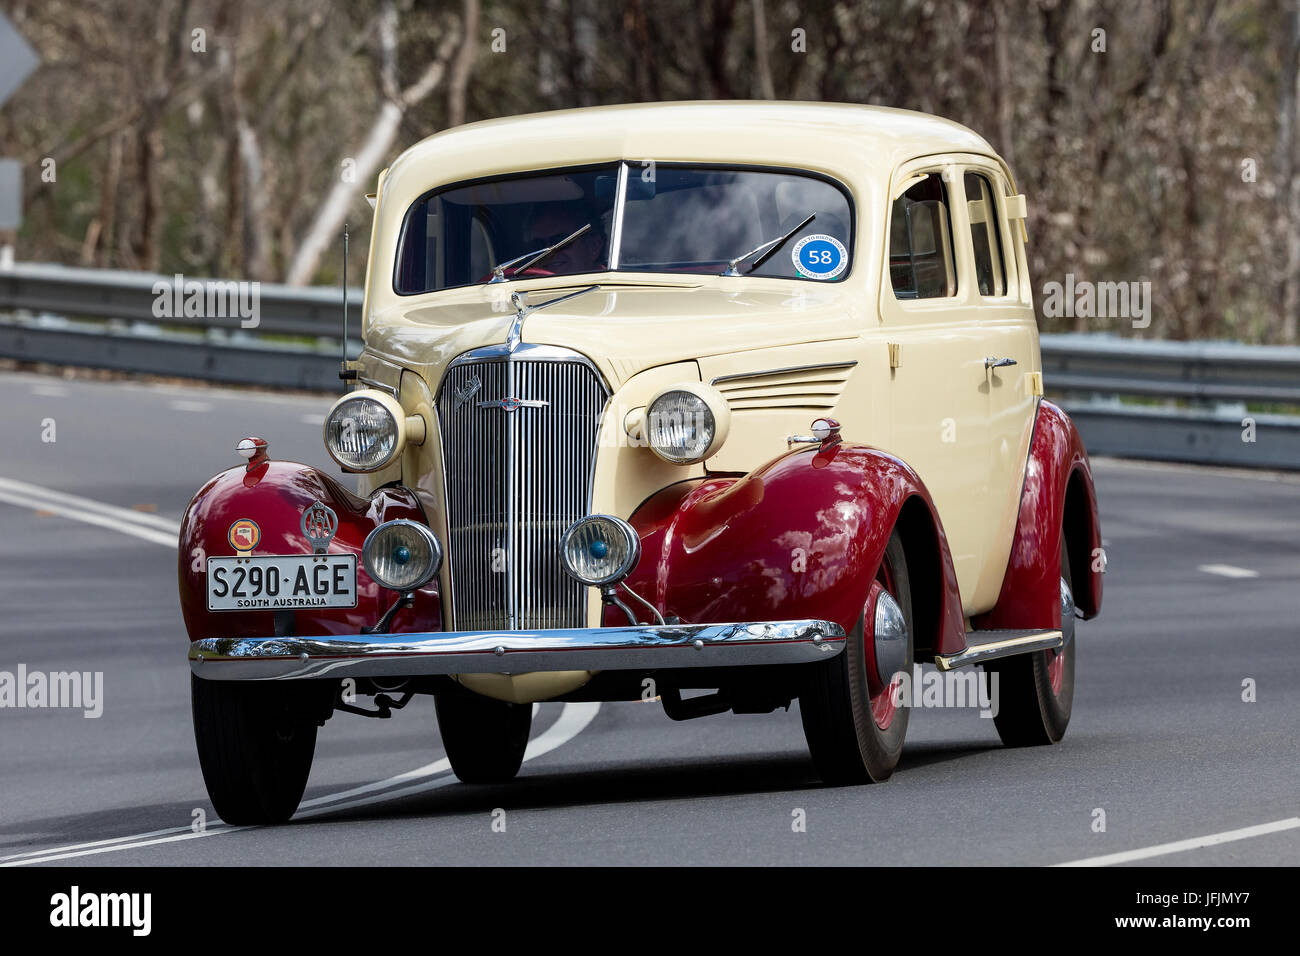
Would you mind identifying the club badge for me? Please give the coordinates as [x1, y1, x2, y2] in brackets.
[301, 502, 338, 554]
[228, 519, 261, 555]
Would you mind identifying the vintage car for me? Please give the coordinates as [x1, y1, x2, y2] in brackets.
[179, 102, 1103, 824]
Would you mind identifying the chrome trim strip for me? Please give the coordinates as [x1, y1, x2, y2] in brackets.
[608, 162, 628, 270]
[710, 360, 858, 386]
[189, 619, 847, 681]
[933, 628, 1064, 671]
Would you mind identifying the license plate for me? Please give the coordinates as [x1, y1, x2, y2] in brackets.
[207, 555, 357, 611]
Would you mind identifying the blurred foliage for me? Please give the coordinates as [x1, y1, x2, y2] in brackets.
[0, 0, 1297, 342]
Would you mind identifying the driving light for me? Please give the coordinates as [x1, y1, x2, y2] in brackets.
[645, 383, 730, 464]
[323, 389, 414, 472]
[362, 520, 443, 591]
[560, 515, 641, 586]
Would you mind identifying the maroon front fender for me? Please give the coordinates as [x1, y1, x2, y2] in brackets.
[178, 460, 442, 642]
[619, 443, 966, 657]
[974, 400, 1103, 631]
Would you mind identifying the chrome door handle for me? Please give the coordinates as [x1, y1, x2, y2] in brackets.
[985, 356, 1017, 370]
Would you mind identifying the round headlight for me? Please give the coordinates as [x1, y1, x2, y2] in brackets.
[362, 520, 443, 592]
[324, 392, 401, 472]
[645, 384, 730, 464]
[560, 515, 641, 587]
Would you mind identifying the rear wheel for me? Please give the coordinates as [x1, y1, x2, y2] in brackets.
[987, 540, 1076, 746]
[800, 531, 913, 785]
[435, 693, 533, 784]
[191, 675, 322, 825]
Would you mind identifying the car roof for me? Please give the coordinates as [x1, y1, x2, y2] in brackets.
[381, 101, 998, 203]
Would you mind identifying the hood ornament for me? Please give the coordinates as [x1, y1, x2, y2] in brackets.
[301, 502, 338, 554]
[504, 284, 602, 352]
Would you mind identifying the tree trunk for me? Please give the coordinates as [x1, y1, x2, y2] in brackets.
[284, 16, 459, 286]
[447, 0, 480, 128]
[1281, 0, 1300, 343]
[752, 0, 775, 99]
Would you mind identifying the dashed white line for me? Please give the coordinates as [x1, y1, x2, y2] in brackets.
[1054, 817, 1300, 867]
[1198, 563, 1259, 579]
[2, 701, 600, 866]
[168, 399, 212, 413]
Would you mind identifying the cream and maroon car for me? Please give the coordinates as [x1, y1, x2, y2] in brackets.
[180, 102, 1102, 824]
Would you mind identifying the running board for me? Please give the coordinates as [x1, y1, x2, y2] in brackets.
[934, 629, 1064, 671]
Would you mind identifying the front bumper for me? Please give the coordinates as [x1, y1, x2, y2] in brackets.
[189, 620, 847, 681]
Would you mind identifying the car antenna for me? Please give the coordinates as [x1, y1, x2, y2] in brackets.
[339, 222, 357, 384]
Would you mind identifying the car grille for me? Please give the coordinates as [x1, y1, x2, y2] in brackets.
[436, 348, 609, 631]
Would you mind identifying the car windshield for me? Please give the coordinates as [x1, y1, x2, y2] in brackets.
[394, 163, 853, 294]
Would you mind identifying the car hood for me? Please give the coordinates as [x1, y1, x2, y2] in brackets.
[364, 279, 866, 389]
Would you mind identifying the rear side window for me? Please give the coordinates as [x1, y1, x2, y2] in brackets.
[889, 174, 957, 299]
[964, 172, 1006, 297]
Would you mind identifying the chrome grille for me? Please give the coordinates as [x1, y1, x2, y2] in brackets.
[436, 348, 608, 631]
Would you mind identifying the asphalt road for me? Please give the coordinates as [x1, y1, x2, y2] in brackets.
[0, 369, 1296, 866]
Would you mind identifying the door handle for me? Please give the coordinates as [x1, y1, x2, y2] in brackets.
[985, 356, 1017, 370]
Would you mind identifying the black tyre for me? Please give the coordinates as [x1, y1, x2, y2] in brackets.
[987, 539, 1076, 746]
[800, 530, 913, 785]
[435, 693, 533, 784]
[191, 675, 321, 825]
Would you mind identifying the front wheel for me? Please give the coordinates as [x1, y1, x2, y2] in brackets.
[435, 693, 533, 784]
[191, 675, 322, 825]
[800, 530, 913, 785]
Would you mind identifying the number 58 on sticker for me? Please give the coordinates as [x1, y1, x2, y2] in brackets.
[792, 234, 848, 280]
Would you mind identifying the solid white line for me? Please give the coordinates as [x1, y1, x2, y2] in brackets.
[1198, 563, 1259, 579]
[1054, 817, 1300, 867]
[0, 475, 182, 534]
[0, 488, 179, 547]
[1, 701, 600, 866]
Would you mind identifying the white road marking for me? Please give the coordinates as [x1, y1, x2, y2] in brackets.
[1, 701, 600, 866]
[301, 413, 324, 425]
[0, 475, 179, 547]
[168, 399, 212, 413]
[1198, 563, 1259, 579]
[1054, 817, 1300, 867]
[31, 384, 67, 397]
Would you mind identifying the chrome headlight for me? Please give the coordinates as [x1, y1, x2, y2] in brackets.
[362, 520, 443, 591]
[324, 390, 405, 472]
[645, 383, 731, 464]
[560, 515, 641, 586]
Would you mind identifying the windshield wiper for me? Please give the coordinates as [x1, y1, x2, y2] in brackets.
[722, 213, 816, 277]
[488, 223, 593, 283]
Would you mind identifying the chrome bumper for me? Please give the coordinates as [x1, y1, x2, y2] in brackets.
[188, 620, 847, 681]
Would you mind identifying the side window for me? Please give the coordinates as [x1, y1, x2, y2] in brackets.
[963, 171, 1006, 297]
[889, 173, 957, 299]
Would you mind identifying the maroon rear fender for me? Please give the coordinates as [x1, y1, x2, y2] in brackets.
[618, 442, 967, 658]
[178, 460, 442, 642]
[974, 400, 1103, 631]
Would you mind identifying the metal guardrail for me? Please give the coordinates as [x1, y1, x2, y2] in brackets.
[2, 262, 1299, 469]
[1038, 334, 1300, 469]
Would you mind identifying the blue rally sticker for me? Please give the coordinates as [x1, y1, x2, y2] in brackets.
[792, 234, 848, 280]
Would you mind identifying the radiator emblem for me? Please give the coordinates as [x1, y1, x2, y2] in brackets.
[477, 396, 550, 412]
